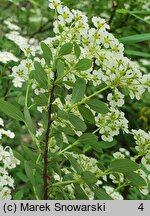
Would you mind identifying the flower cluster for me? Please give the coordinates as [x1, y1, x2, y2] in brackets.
[7, 0, 150, 199]
[70, 153, 106, 179]
[103, 186, 123, 200]
[0, 118, 15, 139]
[0, 118, 20, 200]
[132, 129, 150, 171]
[0, 51, 18, 64]
[95, 108, 128, 142]
[5, 18, 38, 57]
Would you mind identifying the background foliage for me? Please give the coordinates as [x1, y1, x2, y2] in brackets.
[0, 0, 150, 200]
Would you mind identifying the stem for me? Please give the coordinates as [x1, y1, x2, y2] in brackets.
[25, 82, 31, 107]
[43, 72, 56, 200]
[52, 180, 78, 187]
[58, 140, 79, 155]
[66, 85, 109, 112]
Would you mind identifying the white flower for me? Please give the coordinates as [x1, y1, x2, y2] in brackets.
[95, 108, 128, 142]
[92, 69, 102, 86]
[92, 17, 110, 30]
[49, 0, 62, 10]
[0, 187, 12, 200]
[119, 148, 130, 156]
[58, 6, 73, 23]
[103, 186, 123, 200]
[113, 152, 125, 159]
[107, 88, 124, 107]
[4, 20, 20, 31]
[0, 118, 4, 127]
[140, 187, 149, 195]
[0, 51, 18, 64]
[141, 154, 150, 171]
[109, 173, 124, 184]
[36, 123, 44, 137]
[32, 83, 46, 95]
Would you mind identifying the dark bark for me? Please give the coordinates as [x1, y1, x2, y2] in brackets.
[43, 73, 56, 200]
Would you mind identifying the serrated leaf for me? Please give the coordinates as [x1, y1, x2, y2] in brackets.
[59, 43, 73, 56]
[65, 153, 83, 174]
[56, 59, 64, 79]
[34, 93, 48, 106]
[74, 184, 89, 199]
[0, 99, 24, 121]
[68, 113, 87, 132]
[74, 43, 81, 59]
[82, 171, 97, 185]
[75, 58, 92, 71]
[78, 105, 95, 124]
[119, 33, 150, 44]
[24, 106, 36, 135]
[94, 186, 113, 200]
[72, 77, 86, 103]
[97, 140, 117, 149]
[58, 110, 87, 132]
[125, 172, 147, 187]
[87, 99, 109, 114]
[41, 42, 53, 65]
[24, 161, 36, 186]
[79, 133, 98, 145]
[109, 159, 139, 173]
[34, 61, 48, 88]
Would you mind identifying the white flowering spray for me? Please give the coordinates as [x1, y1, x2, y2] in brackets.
[0, 0, 149, 200]
[0, 118, 20, 200]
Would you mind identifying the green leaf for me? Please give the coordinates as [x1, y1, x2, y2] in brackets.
[16, 172, 28, 182]
[68, 113, 87, 132]
[87, 99, 109, 114]
[125, 50, 150, 58]
[109, 159, 139, 173]
[34, 93, 48, 106]
[0, 99, 24, 121]
[65, 153, 83, 174]
[94, 186, 112, 200]
[78, 105, 95, 124]
[56, 59, 64, 79]
[119, 33, 150, 44]
[34, 61, 48, 88]
[74, 43, 81, 59]
[59, 126, 75, 136]
[117, 9, 150, 15]
[59, 43, 73, 56]
[72, 77, 86, 103]
[79, 133, 98, 145]
[116, 9, 129, 14]
[97, 140, 117, 149]
[125, 172, 147, 187]
[24, 161, 36, 186]
[58, 110, 87, 132]
[23, 146, 36, 162]
[57, 110, 69, 119]
[13, 150, 25, 162]
[13, 189, 24, 200]
[24, 106, 36, 135]
[75, 58, 92, 71]
[74, 184, 88, 199]
[41, 42, 53, 65]
[82, 171, 97, 185]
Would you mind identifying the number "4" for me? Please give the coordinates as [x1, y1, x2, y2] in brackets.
[138, 203, 144, 211]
